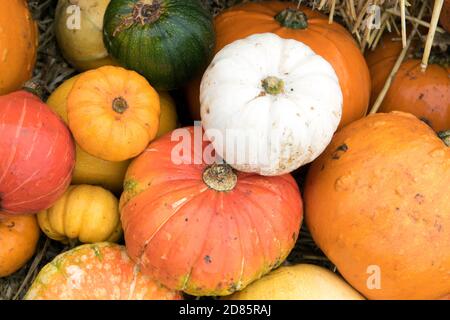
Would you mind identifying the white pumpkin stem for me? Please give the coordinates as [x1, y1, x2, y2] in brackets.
[262, 76, 285, 95]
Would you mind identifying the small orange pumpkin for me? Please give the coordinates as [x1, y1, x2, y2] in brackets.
[67, 66, 161, 162]
[0, 212, 40, 277]
[304, 112, 450, 300]
[186, 1, 371, 128]
[0, 0, 38, 95]
[366, 33, 450, 132]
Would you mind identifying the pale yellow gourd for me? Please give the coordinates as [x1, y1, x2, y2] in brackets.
[226, 264, 364, 300]
[38, 185, 122, 244]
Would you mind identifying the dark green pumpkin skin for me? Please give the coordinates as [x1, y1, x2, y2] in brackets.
[103, 0, 215, 90]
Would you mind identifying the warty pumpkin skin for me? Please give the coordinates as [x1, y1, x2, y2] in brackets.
[120, 127, 303, 296]
[0, 213, 40, 277]
[67, 66, 161, 162]
[226, 264, 364, 300]
[201, 33, 343, 176]
[55, 0, 117, 71]
[187, 1, 370, 128]
[0, 90, 75, 214]
[103, 0, 215, 90]
[38, 185, 122, 244]
[304, 112, 450, 300]
[366, 33, 450, 132]
[25, 243, 183, 300]
[0, 0, 38, 95]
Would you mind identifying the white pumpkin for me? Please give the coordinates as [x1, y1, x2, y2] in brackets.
[200, 33, 343, 176]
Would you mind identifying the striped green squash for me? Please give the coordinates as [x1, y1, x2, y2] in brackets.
[103, 0, 215, 90]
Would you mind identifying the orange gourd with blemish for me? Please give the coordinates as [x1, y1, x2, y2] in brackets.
[186, 1, 371, 128]
[0, 0, 38, 95]
[120, 127, 303, 296]
[25, 243, 183, 300]
[67, 66, 161, 162]
[304, 112, 450, 300]
[0, 213, 40, 277]
[366, 33, 450, 132]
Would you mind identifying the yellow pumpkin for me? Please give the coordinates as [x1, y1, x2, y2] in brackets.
[226, 264, 364, 300]
[67, 66, 161, 162]
[37, 185, 122, 244]
[55, 0, 116, 71]
[156, 91, 179, 138]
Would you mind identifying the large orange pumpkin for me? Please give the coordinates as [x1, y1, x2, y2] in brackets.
[0, 0, 38, 95]
[67, 66, 161, 162]
[120, 127, 303, 296]
[304, 112, 450, 300]
[25, 243, 182, 300]
[186, 1, 370, 128]
[366, 33, 450, 132]
[0, 212, 40, 277]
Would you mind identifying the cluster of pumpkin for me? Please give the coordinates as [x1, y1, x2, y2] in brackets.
[0, 0, 449, 300]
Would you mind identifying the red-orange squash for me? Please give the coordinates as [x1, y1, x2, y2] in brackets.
[25, 242, 183, 300]
[0, 90, 75, 214]
[120, 127, 303, 296]
[0, 212, 40, 277]
[186, 1, 371, 128]
[366, 33, 450, 132]
[0, 0, 38, 95]
[304, 112, 450, 300]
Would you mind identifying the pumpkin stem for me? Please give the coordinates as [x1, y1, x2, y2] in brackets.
[134, 0, 162, 24]
[275, 8, 308, 30]
[22, 80, 45, 100]
[438, 130, 450, 147]
[113, 0, 163, 36]
[202, 163, 237, 192]
[112, 97, 129, 114]
[262, 76, 285, 95]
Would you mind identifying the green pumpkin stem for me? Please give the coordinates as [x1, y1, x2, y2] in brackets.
[262, 76, 285, 95]
[275, 8, 308, 29]
[112, 97, 129, 114]
[113, 0, 163, 36]
[203, 163, 237, 192]
[438, 130, 450, 147]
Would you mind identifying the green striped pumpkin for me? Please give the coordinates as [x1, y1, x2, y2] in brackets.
[103, 0, 215, 90]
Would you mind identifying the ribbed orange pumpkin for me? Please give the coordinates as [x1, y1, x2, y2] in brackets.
[0, 0, 38, 95]
[25, 243, 183, 300]
[366, 33, 450, 132]
[120, 127, 303, 296]
[67, 66, 161, 162]
[186, 1, 370, 128]
[304, 112, 450, 300]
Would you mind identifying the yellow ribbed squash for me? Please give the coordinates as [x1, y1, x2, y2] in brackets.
[38, 185, 122, 244]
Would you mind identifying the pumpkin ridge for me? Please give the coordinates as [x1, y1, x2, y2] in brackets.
[136, 186, 209, 266]
[179, 192, 218, 292]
